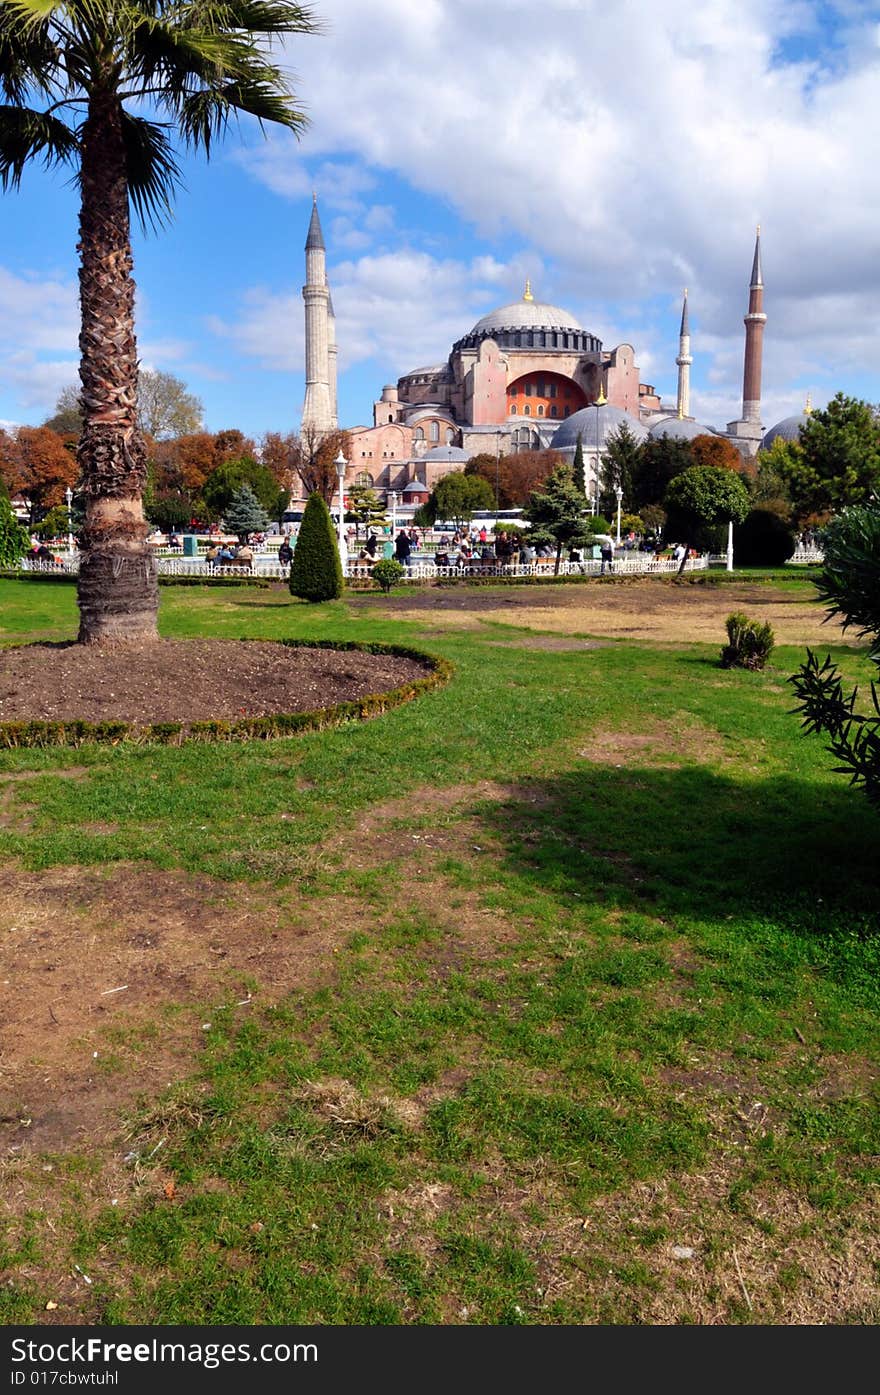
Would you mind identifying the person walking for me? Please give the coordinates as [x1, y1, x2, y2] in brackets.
[596, 533, 615, 574]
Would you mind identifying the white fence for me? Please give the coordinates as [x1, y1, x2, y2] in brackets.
[18, 551, 709, 582]
[787, 546, 823, 565]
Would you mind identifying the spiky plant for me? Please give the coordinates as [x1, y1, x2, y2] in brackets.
[0, 0, 319, 643]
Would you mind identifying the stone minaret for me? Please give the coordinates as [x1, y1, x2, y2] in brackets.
[675, 288, 692, 419]
[741, 227, 766, 425]
[301, 195, 334, 435]
[327, 283, 338, 428]
[726, 228, 766, 456]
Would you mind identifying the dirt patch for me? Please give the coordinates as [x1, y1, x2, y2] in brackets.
[357, 578, 853, 647]
[0, 639, 431, 729]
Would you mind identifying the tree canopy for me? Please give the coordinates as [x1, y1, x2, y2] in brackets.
[776, 393, 880, 525]
[525, 464, 591, 573]
[425, 471, 495, 528]
[0, 425, 77, 524]
[202, 457, 288, 523]
[223, 484, 269, 542]
[664, 465, 750, 571]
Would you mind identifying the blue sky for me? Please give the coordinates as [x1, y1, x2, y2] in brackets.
[1, 0, 879, 443]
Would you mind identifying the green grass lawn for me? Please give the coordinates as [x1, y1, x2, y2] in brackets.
[0, 574, 877, 1326]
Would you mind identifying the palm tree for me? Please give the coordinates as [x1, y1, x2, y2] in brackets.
[0, 0, 319, 643]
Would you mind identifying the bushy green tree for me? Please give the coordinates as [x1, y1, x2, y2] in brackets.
[224, 485, 270, 542]
[289, 492, 343, 602]
[525, 465, 591, 574]
[735, 508, 796, 567]
[631, 435, 694, 510]
[778, 393, 880, 525]
[202, 457, 288, 523]
[346, 484, 385, 538]
[372, 558, 404, 594]
[425, 471, 494, 529]
[789, 503, 880, 805]
[0, 494, 30, 566]
[664, 466, 750, 573]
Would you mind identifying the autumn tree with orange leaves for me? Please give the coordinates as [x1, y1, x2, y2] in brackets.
[0, 427, 78, 525]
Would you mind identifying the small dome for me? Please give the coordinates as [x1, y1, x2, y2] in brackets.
[401, 481, 429, 494]
[470, 298, 583, 336]
[421, 445, 468, 463]
[550, 403, 648, 452]
[762, 412, 809, 449]
[649, 417, 717, 442]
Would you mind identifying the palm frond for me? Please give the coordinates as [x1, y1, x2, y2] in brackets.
[0, 6, 61, 103]
[120, 109, 180, 231]
[0, 103, 79, 187]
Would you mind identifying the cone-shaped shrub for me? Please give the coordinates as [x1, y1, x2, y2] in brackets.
[289, 492, 344, 602]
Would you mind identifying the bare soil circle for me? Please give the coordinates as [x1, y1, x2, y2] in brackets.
[0, 638, 432, 729]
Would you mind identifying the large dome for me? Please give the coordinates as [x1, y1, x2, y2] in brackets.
[550, 403, 648, 452]
[762, 412, 810, 450]
[649, 417, 717, 442]
[471, 298, 583, 336]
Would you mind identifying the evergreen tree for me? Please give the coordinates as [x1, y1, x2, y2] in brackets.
[599, 421, 643, 516]
[631, 435, 694, 511]
[0, 494, 30, 567]
[346, 484, 385, 538]
[525, 465, 591, 574]
[289, 492, 343, 603]
[223, 485, 270, 542]
[777, 392, 880, 525]
[572, 433, 586, 495]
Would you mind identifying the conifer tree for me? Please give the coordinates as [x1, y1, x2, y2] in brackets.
[572, 433, 586, 496]
[289, 492, 343, 602]
[223, 485, 269, 542]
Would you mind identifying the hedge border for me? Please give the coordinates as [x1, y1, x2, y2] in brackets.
[0, 639, 453, 750]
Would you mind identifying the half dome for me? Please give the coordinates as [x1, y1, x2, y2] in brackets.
[649, 417, 717, 442]
[550, 404, 648, 452]
[762, 412, 810, 450]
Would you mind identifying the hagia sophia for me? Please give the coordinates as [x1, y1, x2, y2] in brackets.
[300, 197, 804, 510]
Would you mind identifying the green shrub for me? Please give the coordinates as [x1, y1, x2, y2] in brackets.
[735, 508, 796, 566]
[0, 496, 30, 567]
[720, 612, 775, 670]
[289, 493, 343, 602]
[372, 558, 405, 593]
[789, 503, 880, 806]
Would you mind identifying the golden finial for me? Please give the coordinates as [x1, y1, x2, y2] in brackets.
[523, 279, 533, 302]
[595, 387, 607, 406]
[805, 392, 813, 415]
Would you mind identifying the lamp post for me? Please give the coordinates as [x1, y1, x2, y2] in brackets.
[592, 388, 607, 515]
[726, 519, 734, 573]
[615, 484, 623, 545]
[334, 450, 347, 573]
[389, 490, 397, 539]
[65, 486, 74, 553]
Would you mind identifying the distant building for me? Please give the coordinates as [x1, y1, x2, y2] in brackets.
[300, 203, 768, 505]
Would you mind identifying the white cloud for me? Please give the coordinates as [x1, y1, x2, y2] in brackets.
[237, 0, 880, 421]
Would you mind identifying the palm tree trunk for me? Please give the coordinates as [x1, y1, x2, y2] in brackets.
[75, 87, 158, 644]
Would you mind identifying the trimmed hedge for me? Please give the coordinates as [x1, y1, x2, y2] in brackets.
[289, 493, 343, 602]
[0, 639, 453, 749]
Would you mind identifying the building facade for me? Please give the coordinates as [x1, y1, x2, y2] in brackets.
[300, 204, 767, 505]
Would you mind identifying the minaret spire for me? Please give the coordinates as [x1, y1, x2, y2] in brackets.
[675, 287, 692, 419]
[740, 225, 766, 427]
[301, 195, 335, 434]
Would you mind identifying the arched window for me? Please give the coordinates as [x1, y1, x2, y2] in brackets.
[537, 404, 544, 416]
[355, 471, 373, 487]
[550, 405, 558, 417]
[524, 405, 531, 416]
[415, 427, 425, 442]
[445, 429, 454, 444]
[429, 420, 439, 442]
[510, 405, 517, 415]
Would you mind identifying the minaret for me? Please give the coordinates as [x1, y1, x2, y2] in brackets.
[675, 288, 692, 419]
[726, 227, 766, 456]
[301, 194, 333, 435]
[741, 226, 766, 425]
[327, 282, 338, 429]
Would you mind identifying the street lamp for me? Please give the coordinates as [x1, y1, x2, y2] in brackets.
[389, 490, 397, 539]
[614, 484, 623, 545]
[334, 450, 347, 571]
[592, 388, 607, 516]
[65, 486, 74, 553]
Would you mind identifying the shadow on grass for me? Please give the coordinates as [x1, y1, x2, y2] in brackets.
[480, 763, 879, 962]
